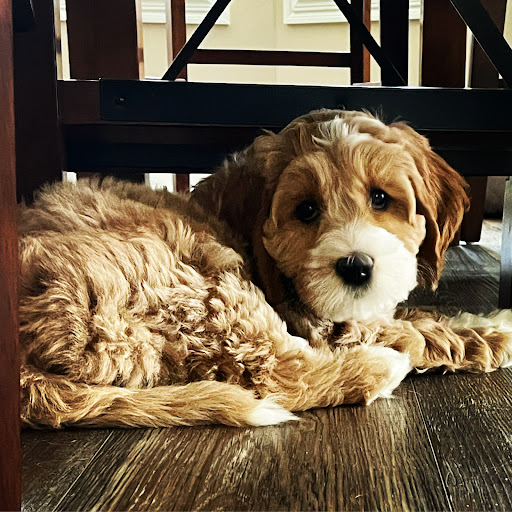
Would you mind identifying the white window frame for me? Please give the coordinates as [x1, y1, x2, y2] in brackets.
[59, 0, 231, 25]
[283, 0, 421, 24]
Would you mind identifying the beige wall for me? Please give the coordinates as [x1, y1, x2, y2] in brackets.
[59, 0, 511, 87]
[140, 0, 422, 86]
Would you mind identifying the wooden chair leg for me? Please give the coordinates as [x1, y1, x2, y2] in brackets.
[499, 176, 512, 308]
[0, 0, 21, 509]
[14, 0, 61, 203]
[66, 0, 144, 79]
[461, 176, 488, 243]
[166, 0, 189, 190]
[462, 0, 507, 244]
[176, 173, 190, 192]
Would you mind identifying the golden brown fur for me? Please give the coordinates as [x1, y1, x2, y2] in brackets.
[19, 110, 512, 428]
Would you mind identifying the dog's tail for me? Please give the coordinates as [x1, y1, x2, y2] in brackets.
[20, 365, 297, 428]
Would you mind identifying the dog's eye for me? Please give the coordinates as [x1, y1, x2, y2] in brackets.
[295, 200, 320, 223]
[370, 189, 389, 210]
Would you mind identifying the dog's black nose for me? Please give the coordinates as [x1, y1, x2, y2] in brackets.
[336, 253, 374, 287]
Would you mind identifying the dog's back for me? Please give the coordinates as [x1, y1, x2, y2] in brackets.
[19, 179, 297, 428]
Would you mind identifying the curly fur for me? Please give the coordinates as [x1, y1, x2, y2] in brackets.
[19, 110, 512, 428]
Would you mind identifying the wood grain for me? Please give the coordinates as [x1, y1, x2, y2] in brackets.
[461, 177, 488, 243]
[166, 0, 187, 80]
[22, 430, 113, 512]
[413, 370, 512, 511]
[408, 245, 500, 315]
[460, 0, 508, 244]
[0, 0, 21, 509]
[349, 0, 371, 84]
[57, 382, 449, 512]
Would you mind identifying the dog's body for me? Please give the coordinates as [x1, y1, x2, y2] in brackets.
[20, 110, 512, 428]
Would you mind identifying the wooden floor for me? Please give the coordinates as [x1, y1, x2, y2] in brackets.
[22, 221, 512, 512]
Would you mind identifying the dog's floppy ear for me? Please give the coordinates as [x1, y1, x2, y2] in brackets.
[192, 130, 289, 241]
[192, 130, 294, 305]
[390, 122, 469, 289]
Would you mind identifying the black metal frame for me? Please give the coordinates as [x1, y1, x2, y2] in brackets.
[71, 80, 508, 175]
[161, 0, 512, 89]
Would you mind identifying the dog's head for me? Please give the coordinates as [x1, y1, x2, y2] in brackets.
[193, 110, 469, 324]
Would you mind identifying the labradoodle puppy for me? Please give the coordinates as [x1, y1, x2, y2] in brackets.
[20, 109, 512, 428]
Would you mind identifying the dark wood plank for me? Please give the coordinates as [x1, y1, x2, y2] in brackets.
[175, 173, 190, 192]
[450, 0, 512, 87]
[22, 430, 113, 512]
[166, 0, 187, 80]
[422, 0, 466, 88]
[422, 0, 480, 244]
[57, 80, 101, 125]
[413, 370, 512, 511]
[14, 0, 61, 203]
[66, 0, 144, 79]
[443, 244, 500, 275]
[380, 0, 409, 85]
[349, 0, 371, 84]
[56, 383, 449, 512]
[190, 49, 352, 67]
[0, 0, 21, 509]
[410, 242, 512, 511]
[99, 80, 512, 131]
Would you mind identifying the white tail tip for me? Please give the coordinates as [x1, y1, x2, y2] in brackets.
[246, 397, 298, 426]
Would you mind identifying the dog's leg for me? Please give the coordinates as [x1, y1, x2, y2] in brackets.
[20, 365, 297, 428]
[252, 340, 412, 412]
[378, 309, 512, 373]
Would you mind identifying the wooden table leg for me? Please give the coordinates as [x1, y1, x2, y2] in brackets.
[0, 0, 21, 510]
[13, 0, 61, 203]
[461, 176, 487, 243]
[499, 176, 512, 308]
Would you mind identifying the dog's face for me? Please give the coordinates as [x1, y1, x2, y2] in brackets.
[249, 110, 468, 323]
[262, 128, 425, 322]
[193, 109, 469, 325]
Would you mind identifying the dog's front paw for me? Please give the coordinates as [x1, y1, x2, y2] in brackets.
[355, 345, 412, 405]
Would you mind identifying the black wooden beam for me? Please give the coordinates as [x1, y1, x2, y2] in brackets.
[101, 79, 512, 131]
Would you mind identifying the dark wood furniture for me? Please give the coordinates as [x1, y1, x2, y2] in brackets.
[6, 1, 512, 509]
[65, 0, 144, 80]
[422, 0, 509, 244]
[164, 0, 371, 83]
[164, 0, 372, 190]
[0, 1, 21, 510]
